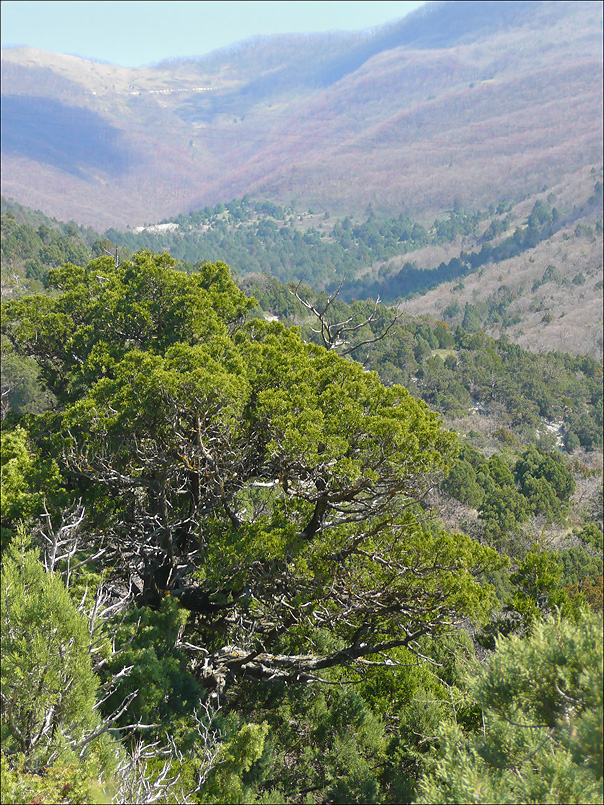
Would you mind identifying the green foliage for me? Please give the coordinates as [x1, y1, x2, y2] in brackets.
[5, 206, 602, 452]
[256, 288, 602, 445]
[1, 252, 254, 406]
[0, 752, 109, 805]
[358, 198, 565, 303]
[558, 547, 603, 588]
[1, 429, 40, 545]
[1, 351, 53, 416]
[0, 427, 66, 549]
[417, 610, 603, 804]
[95, 189, 585, 306]
[102, 200, 482, 291]
[201, 721, 269, 804]
[462, 303, 484, 333]
[1, 533, 113, 802]
[515, 446, 575, 502]
[505, 549, 574, 630]
[514, 446, 575, 523]
[439, 428, 593, 567]
[0, 203, 95, 292]
[1, 535, 98, 757]
[272, 686, 388, 803]
[563, 430, 581, 453]
[442, 459, 484, 508]
[102, 598, 203, 734]
[574, 521, 604, 553]
[486, 455, 514, 489]
[479, 486, 529, 549]
[2, 244, 600, 803]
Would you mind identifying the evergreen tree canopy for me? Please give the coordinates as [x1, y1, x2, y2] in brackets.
[0, 534, 110, 798]
[418, 610, 603, 804]
[1, 252, 503, 693]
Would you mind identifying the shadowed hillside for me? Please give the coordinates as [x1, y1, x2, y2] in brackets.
[1, 95, 136, 177]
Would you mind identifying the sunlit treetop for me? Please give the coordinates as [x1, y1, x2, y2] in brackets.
[1, 252, 503, 692]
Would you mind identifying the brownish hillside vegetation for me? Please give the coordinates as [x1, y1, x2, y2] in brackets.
[1, 0, 602, 229]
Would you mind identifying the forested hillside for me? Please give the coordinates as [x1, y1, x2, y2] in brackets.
[3, 160, 602, 357]
[1, 246, 602, 803]
[2, 1, 601, 228]
[1, 1, 602, 798]
[2, 194, 602, 449]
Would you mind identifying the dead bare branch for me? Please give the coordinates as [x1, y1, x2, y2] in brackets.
[290, 280, 403, 357]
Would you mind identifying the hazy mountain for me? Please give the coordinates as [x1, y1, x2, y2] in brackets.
[1, 0, 602, 229]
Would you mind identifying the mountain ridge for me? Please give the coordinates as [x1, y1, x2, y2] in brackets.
[1, 0, 602, 228]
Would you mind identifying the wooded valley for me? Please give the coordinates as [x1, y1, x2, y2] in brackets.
[1, 0, 602, 801]
[1, 222, 602, 802]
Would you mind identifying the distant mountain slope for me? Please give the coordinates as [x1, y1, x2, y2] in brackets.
[2, 180, 602, 365]
[1, 0, 602, 228]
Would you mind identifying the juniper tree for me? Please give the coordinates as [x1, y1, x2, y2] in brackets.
[2, 252, 503, 696]
[417, 610, 603, 805]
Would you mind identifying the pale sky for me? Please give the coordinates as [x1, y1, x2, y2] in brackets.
[1, 1, 427, 67]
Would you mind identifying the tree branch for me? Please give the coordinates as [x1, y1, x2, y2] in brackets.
[290, 280, 403, 357]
